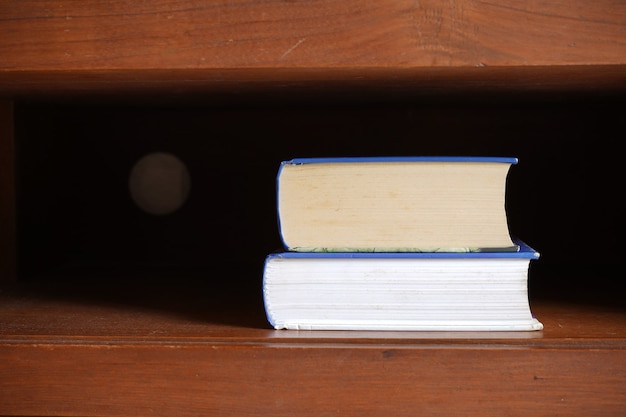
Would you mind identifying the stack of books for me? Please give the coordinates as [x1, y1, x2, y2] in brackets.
[262, 156, 543, 331]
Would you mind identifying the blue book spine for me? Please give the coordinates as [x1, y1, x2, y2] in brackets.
[281, 156, 518, 165]
[265, 239, 539, 260]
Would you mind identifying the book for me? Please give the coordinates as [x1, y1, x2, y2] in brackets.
[262, 239, 543, 331]
[276, 156, 518, 253]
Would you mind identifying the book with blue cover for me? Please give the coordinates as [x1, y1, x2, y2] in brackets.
[262, 239, 543, 331]
[276, 156, 518, 253]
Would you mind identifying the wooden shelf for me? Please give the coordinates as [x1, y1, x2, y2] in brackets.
[2, 66, 626, 100]
[2, 1, 626, 66]
[2, 1, 626, 97]
[1, 277, 625, 417]
[2, 1, 626, 415]
[3, 0, 625, 71]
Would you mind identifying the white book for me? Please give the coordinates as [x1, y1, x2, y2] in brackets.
[263, 240, 543, 331]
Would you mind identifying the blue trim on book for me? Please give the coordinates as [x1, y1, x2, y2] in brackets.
[282, 156, 519, 165]
[265, 240, 539, 260]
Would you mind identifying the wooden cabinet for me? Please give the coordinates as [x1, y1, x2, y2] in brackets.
[1, 1, 625, 415]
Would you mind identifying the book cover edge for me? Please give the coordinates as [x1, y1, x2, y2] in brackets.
[281, 156, 519, 165]
[265, 239, 539, 260]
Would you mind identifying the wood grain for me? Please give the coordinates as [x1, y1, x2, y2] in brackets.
[0, 279, 625, 416]
[2, 0, 625, 69]
[1, 1, 626, 94]
[1, 344, 624, 417]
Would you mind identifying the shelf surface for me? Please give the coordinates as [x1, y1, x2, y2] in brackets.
[1, 277, 625, 416]
[0, 276, 271, 344]
[0, 277, 625, 346]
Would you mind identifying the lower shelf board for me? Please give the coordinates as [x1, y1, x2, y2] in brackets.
[1, 278, 625, 416]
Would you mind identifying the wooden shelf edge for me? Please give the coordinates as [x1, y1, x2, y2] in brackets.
[0, 280, 624, 417]
[1, 317, 625, 417]
[2, 65, 626, 100]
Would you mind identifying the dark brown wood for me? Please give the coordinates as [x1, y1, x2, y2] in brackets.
[0, 279, 624, 417]
[1, 343, 624, 417]
[2, 0, 625, 69]
[0, 101, 16, 283]
[1, 0, 626, 95]
[1, 65, 626, 99]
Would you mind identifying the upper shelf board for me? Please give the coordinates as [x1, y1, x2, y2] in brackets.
[1, 0, 625, 95]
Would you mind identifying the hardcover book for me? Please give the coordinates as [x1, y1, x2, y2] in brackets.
[263, 239, 543, 331]
[276, 156, 518, 253]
